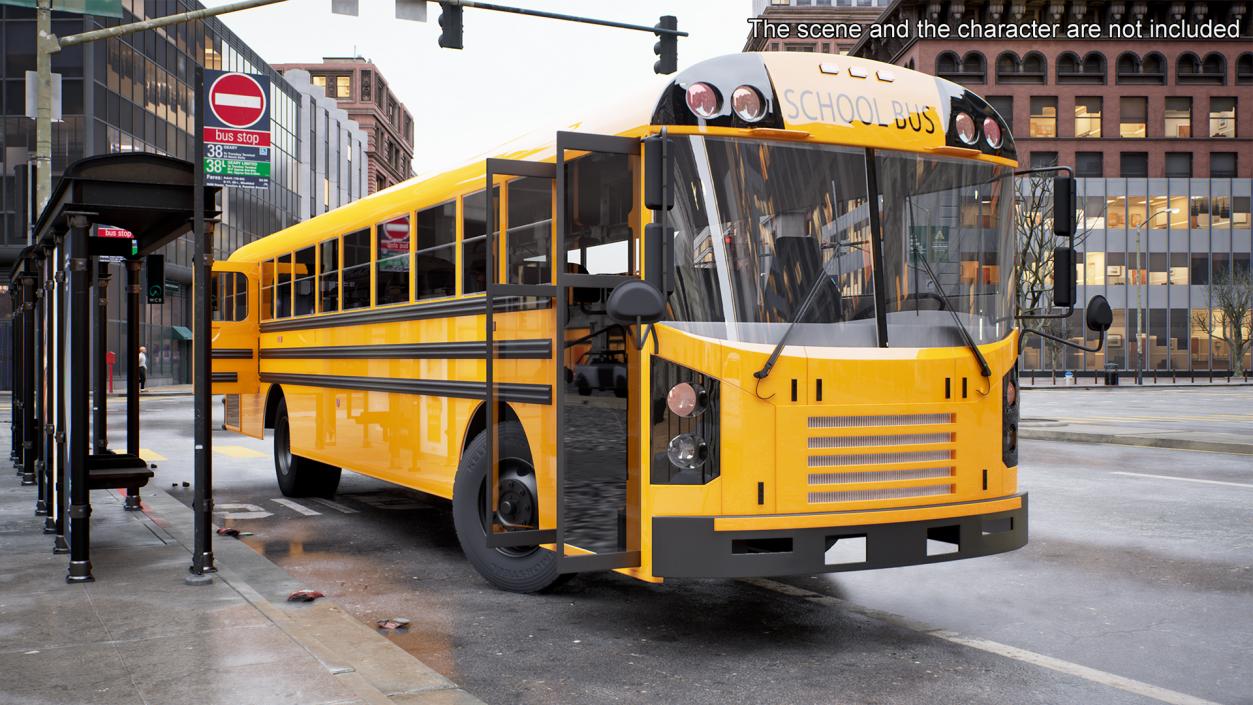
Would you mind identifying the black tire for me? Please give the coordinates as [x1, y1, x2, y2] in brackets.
[274, 399, 341, 498]
[452, 422, 563, 593]
[576, 376, 591, 396]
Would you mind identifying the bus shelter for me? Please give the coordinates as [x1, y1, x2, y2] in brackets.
[8, 153, 217, 582]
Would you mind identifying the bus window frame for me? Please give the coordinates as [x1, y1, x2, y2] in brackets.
[459, 186, 500, 297]
[293, 245, 317, 318]
[340, 227, 374, 311]
[416, 199, 458, 302]
[374, 211, 415, 308]
[500, 175, 557, 286]
[260, 257, 275, 321]
[317, 235, 341, 315]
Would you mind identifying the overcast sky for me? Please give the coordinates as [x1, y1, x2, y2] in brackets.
[203, 1, 749, 176]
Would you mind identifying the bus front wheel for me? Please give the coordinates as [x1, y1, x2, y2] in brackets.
[453, 422, 564, 593]
[273, 399, 341, 498]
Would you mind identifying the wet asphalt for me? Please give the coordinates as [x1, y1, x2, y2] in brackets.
[104, 392, 1252, 705]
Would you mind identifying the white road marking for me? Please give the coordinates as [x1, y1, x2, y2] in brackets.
[213, 503, 272, 521]
[269, 498, 321, 516]
[743, 578, 1223, 705]
[1113, 471, 1253, 489]
[308, 497, 358, 514]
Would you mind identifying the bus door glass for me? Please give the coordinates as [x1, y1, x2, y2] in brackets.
[210, 261, 260, 404]
[553, 131, 643, 573]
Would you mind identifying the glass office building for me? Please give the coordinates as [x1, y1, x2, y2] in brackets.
[0, 0, 304, 386]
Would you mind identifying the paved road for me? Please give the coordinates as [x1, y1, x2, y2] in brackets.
[101, 393, 1251, 705]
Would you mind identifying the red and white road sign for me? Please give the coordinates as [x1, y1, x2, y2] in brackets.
[208, 73, 267, 129]
[95, 225, 133, 239]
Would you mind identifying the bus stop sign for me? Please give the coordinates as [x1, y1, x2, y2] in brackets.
[201, 70, 271, 190]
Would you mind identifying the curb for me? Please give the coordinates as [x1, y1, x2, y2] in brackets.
[1022, 382, 1253, 390]
[139, 488, 486, 705]
[1019, 428, 1253, 455]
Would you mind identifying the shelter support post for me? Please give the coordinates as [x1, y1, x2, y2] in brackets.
[125, 259, 140, 458]
[188, 72, 215, 582]
[65, 219, 92, 582]
[19, 274, 36, 486]
[92, 261, 109, 455]
[33, 252, 48, 512]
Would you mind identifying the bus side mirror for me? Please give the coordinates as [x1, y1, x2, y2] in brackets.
[1085, 295, 1112, 333]
[607, 279, 666, 326]
[644, 134, 673, 211]
[1053, 246, 1077, 308]
[1053, 175, 1075, 238]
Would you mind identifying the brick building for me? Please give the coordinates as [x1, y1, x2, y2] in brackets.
[850, 0, 1253, 376]
[744, 0, 891, 54]
[274, 57, 414, 193]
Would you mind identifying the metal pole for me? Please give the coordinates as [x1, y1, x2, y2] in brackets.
[188, 65, 215, 583]
[34, 0, 53, 211]
[449, 0, 688, 36]
[53, 236, 68, 553]
[66, 218, 92, 583]
[1134, 222, 1143, 385]
[20, 274, 37, 486]
[40, 247, 55, 521]
[92, 262, 109, 454]
[35, 252, 49, 514]
[125, 259, 140, 458]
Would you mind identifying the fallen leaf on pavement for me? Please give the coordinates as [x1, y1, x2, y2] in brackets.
[287, 589, 324, 602]
[376, 618, 411, 630]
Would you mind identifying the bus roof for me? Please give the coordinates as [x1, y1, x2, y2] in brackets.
[230, 52, 1013, 264]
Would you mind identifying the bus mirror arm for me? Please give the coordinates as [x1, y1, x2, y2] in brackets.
[1018, 294, 1112, 354]
[1019, 326, 1105, 354]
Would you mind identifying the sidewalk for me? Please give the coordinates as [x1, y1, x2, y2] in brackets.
[1019, 386, 1253, 456]
[108, 383, 193, 397]
[0, 482, 484, 705]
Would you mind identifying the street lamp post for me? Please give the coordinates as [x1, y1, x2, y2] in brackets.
[1133, 207, 1180, 385]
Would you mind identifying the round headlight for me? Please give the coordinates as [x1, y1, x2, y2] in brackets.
[685, 82, 721, 120]
[954, 111, 978, 145]
[731, 85, 766, 123]
[983, 116, 1003, 149]
[667, 433, 708, 470]
[666, 382, 707, 417]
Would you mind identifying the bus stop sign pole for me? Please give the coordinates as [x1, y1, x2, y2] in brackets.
[187, 65, 216, 585]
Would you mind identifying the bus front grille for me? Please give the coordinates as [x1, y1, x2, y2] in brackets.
[804, 412, 958, 506]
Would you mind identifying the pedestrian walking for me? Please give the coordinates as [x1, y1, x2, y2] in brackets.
[138, 346, 148, 392]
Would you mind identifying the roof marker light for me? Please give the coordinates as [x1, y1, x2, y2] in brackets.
[820, 63, 842, 75]
[731, 85, 766, 123]
[876, 70, 896, 82]
[955, 112, 979, 145]
[685, 82, 721, 120]
[983, 116, 1003, 149]
[848, 66, 869, 78]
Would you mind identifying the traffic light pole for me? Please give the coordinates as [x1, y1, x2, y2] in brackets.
[440, 0, 687, 37]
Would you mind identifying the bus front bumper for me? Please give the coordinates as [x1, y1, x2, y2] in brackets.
[651, 494, 1027, 579]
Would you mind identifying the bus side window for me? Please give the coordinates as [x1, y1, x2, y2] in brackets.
[212, 271, 247, 322]
[275, 252, 293, 318]
[342, 228, 372, 310]
[319, 237, 340, 313]
[506, 177, 553, 285]
[260, 258, 275, 321]
[461, 186, 499, 295]
[293, 246, 316, 316]
[565, 152, 638, 276]
[376, 214, 411, 306]
[417, 201, 456, 300]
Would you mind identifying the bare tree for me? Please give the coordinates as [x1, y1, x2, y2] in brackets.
[1014, 175, 1089, 371]
[1193, 269, 1253, 376]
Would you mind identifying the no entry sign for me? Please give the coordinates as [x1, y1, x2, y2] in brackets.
[201, 69, 271, 190]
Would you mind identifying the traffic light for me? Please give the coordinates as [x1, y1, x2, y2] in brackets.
[653, 15, 677, 75]
[438, 2, 464, 50]
[146, 254, 165, 305]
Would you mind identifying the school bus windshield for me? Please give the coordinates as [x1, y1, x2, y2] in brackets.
[665, 136, 1015, 348]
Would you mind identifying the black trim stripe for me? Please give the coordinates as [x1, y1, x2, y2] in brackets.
[212, 348, 253, 359]
[260, 372, 552, 405]
[259, 339, 551, 360]
[211, 372, 238, 383]
[258, 296, 547, 334]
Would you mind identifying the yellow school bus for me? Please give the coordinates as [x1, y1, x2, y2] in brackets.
[211, 52, 1030, 592]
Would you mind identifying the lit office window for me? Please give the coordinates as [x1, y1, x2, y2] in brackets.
[1029, 96, 1057, 137]
[1209, 98, 1236, 137]
[1164, 97, 1191, 138]
[1074, 97, 1101, 137]
[1120, 97, 1147, 138]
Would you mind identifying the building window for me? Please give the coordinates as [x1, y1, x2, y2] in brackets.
[1209, 98, 1236, 137]
[376, 214, 411, 306]
[1120, 152, 1148, 178]
[1238, 53, 1253, 84]
[935, 51, 986, 84]
[1074, 97, 1101, 138]
[1211, 152, 1237, 178]
[1115, 51, 1166, 84]
[417, 201, 457, 300]
[996, 51, 1046, 84]
[1056, 51, 1106, 84]
[1119, 97, 1147, 138]
[1030, 152, 1058, 169]
[1165, 153, 1193, 178]
[1076, 152, 1103, 177]
[1029, 96, 1057, 137]
[1177, 52, 1226, 85]
[1164, 97, 1192, 138]
[332, 75, 350, 99]
[987, 96, 1013, 129]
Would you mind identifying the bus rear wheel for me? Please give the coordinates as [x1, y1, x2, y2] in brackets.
[453, 422, 564, 593]
[273, 399, 341, 498]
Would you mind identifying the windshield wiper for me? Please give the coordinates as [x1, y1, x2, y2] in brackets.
[754, 264, 834, 382]
[910, 245, 992, 378]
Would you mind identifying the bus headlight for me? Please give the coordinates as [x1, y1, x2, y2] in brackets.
[731, 85, 766, 123]
[955, 112, 979, 145]
[667, 433, 708, 470]
[666, 382, 707, 417]
[983, 117, 1003, 149]
[652, 358, 720, 484]
[685, 82, 721, 120]
[1002, 368, 1019, 468]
